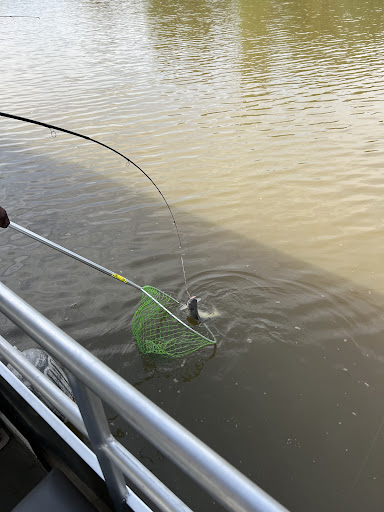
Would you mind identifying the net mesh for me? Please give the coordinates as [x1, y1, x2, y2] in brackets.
[132, 285, 216, 358]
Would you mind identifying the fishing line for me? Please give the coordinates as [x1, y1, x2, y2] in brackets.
[0, 111, 191, 296]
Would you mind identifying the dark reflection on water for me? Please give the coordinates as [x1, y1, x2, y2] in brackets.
[2, 0, 384, 510]
[2, 146, 384, 511]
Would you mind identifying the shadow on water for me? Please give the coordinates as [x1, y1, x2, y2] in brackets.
[1, 136, 384, 512]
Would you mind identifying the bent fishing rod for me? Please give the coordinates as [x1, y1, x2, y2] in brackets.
[0, 111, 191, 295]
[0, 111, 182, 246]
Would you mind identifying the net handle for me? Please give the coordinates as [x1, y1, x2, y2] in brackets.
[9, 222, 141, 290]
[8, 222, 216, 344]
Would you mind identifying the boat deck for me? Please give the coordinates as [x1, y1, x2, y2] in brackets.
[0, 373, 114, 512]
[0, 424, 46, 512]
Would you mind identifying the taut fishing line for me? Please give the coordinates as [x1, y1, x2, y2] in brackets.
[0, 111, 191, 296]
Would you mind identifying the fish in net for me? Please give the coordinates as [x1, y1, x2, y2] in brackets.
[132, 286, 216, 358]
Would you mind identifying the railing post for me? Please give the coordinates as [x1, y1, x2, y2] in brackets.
[69, 375, 129, 512]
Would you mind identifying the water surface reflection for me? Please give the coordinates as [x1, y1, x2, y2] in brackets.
[1, 0, 384, 510]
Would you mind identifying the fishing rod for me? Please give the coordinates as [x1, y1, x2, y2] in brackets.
[0, 111, 191, 295]
[0, 112, 182, 247]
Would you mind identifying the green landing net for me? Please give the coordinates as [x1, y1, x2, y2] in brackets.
[132, 286, 216, 358]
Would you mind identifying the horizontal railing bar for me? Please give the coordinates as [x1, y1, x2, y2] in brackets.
[0, 334, 193, 512]
[0, 282, 288, 512]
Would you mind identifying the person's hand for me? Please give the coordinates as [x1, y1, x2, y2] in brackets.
[0, 207, 10, 228]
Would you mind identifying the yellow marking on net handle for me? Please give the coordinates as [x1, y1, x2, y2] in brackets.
[112, 273, 128, 283]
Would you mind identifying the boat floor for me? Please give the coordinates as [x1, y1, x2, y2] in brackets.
[0, 424, 47, 512]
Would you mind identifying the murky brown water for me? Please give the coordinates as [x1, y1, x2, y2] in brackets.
[2, 0, 384, 510]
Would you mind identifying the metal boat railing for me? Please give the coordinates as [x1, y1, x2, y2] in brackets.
[0, 281, 289, 512]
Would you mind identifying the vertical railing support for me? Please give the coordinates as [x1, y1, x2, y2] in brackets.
[69, 375, 129, 512]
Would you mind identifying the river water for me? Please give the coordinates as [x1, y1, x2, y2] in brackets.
[1, 0, 384, 510]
